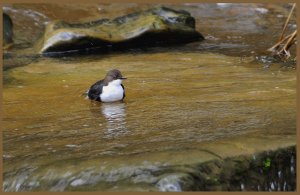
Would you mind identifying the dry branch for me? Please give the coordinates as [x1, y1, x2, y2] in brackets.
[268, 3, 297, 61]
[278, 3, 296, 42]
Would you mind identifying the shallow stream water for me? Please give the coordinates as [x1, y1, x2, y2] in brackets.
[2, 3, 296, 191]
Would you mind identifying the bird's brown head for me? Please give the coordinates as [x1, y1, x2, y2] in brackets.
[104, 69, 127, 84]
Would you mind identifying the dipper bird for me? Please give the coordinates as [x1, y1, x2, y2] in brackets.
[88, 69, 126, 102]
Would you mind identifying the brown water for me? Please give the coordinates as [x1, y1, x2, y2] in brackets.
[2, 3, 297, 192]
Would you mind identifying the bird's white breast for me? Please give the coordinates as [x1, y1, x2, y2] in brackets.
[100, 79, 124, 102]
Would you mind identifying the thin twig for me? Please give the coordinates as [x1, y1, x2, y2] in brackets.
[268, 4, 297, 60]
[280, 30, 297, 52]
[278, 3, 296, 42]
[268, 33, 292, 52]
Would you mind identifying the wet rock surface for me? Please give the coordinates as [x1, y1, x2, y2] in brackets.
[37, 6, 204, 55]
[190, 146, 296, 191]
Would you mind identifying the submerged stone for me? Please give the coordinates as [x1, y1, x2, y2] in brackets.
[3, 13, 13, 46]
[157, 173, 196, 192]
[36, 6, 204, 56]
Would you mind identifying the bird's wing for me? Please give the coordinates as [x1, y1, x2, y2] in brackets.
[121, 84, 125, 99]
[88, 80, 104, 101]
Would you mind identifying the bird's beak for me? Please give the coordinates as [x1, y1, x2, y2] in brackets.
[120, 77, 127, 80]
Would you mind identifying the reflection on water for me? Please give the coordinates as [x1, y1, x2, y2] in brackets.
[88, 101, 128, 139]
[101, 102, 127, 139]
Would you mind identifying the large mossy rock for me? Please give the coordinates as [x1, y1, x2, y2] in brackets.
[37, 6, 204, 56]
